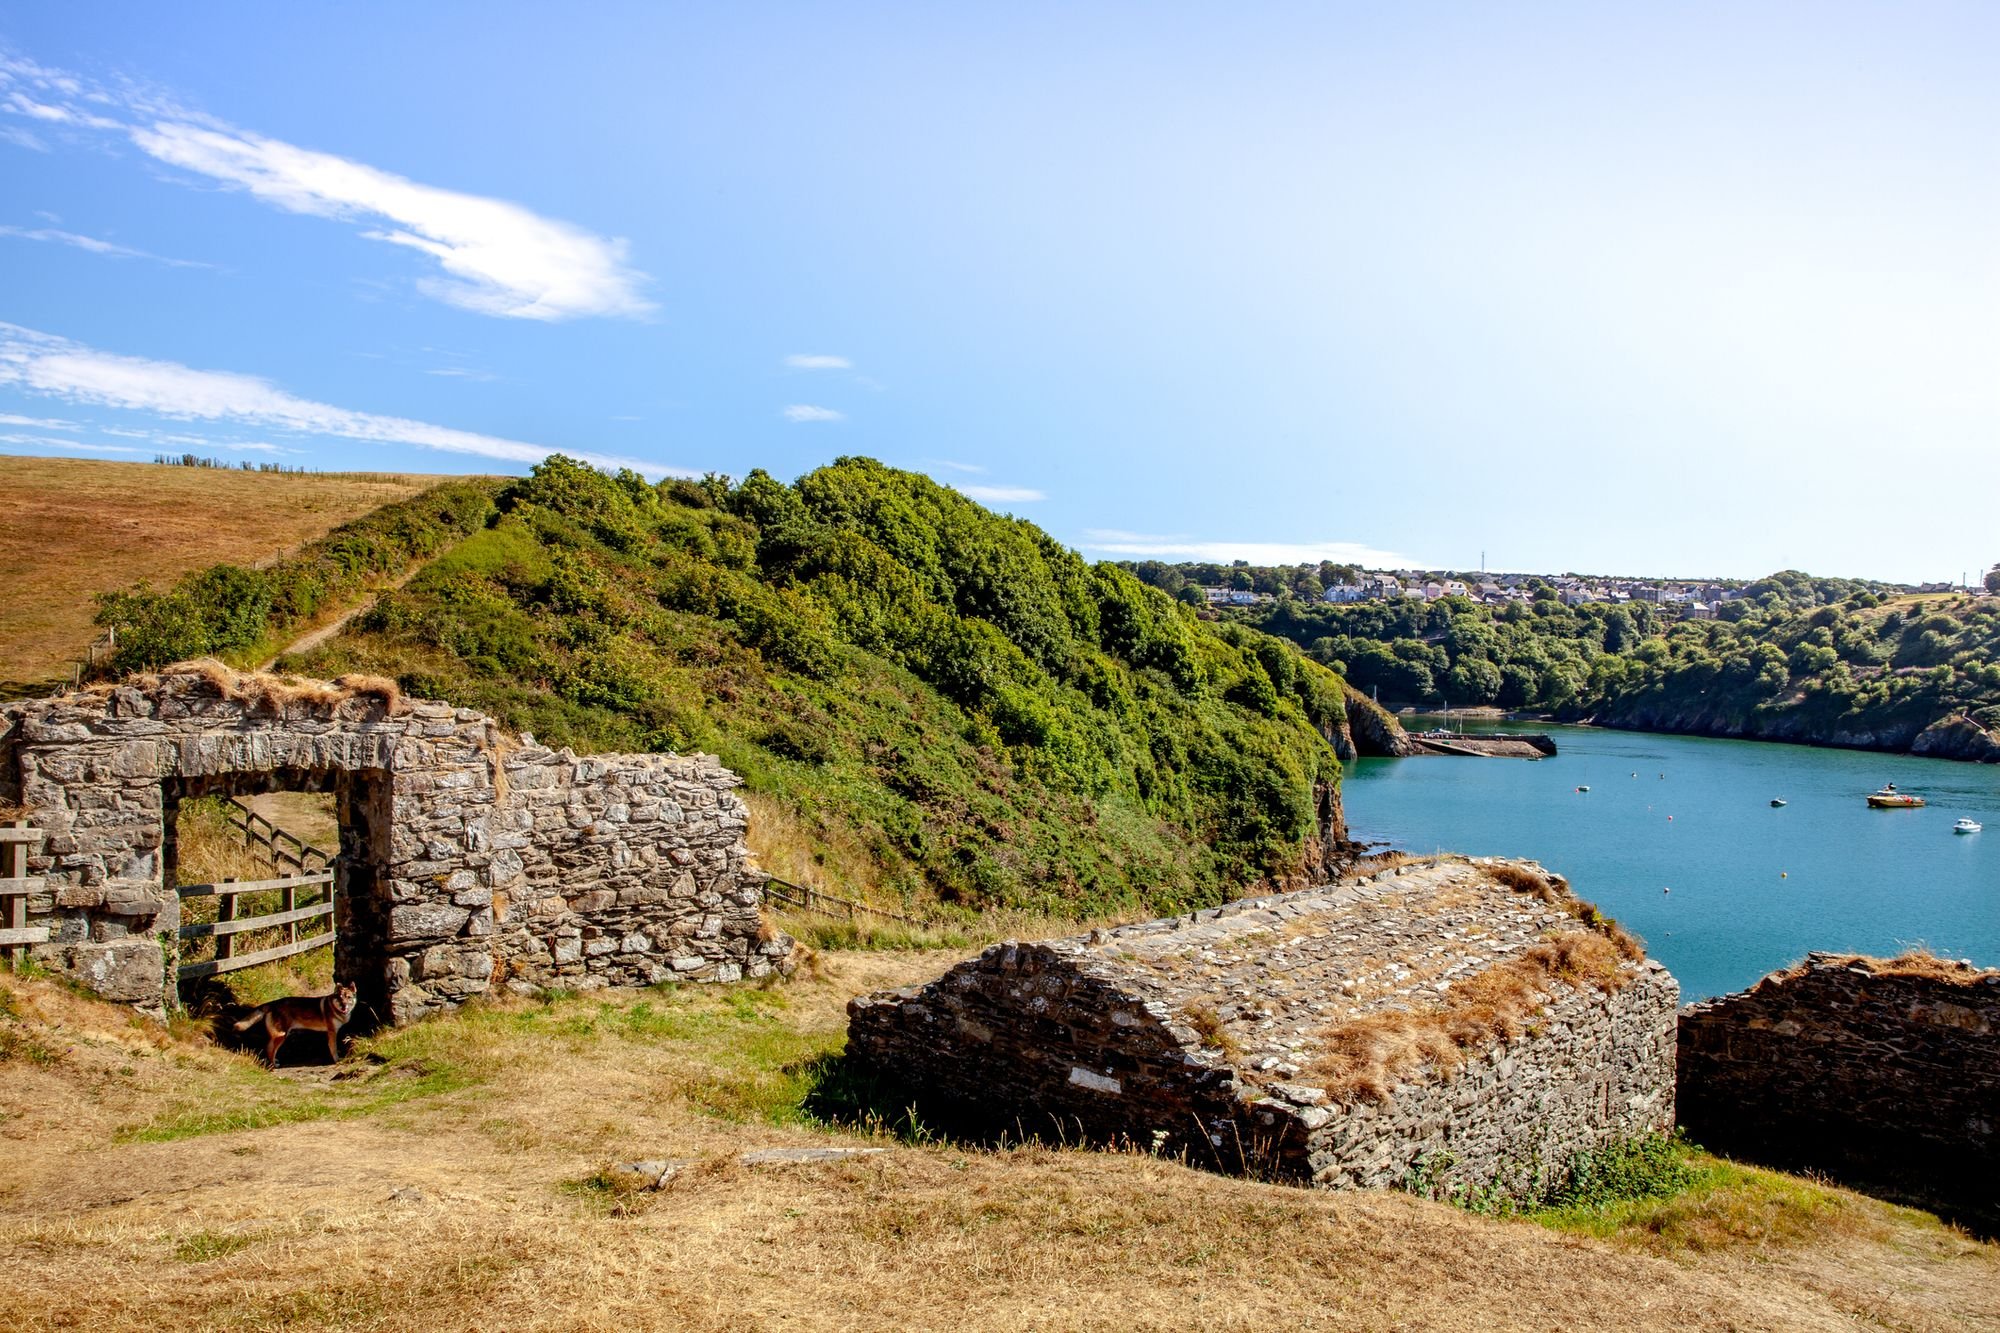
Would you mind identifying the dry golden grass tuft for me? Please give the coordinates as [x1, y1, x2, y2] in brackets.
[1779, 949, 1999, 986]
[1180, 1000, 1243, 1061]
[740, 789, 889, 906]
[1310, 928, 1632, 1105]
[1483, 861, 1647, 961]
[0, 456, 438, 688]
[105, 659, 410, 718]
[0, 957, 1994, 1331]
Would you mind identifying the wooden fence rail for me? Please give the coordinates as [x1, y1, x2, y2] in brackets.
[222, 798, 332, 874]
[176, 868, 335, 983]
[1, 823, 50, 963]
[761, 874, 930, 927]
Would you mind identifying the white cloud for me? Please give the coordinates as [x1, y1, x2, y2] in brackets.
[782, 404, 844, 423]
[0, 322, 695, 476]
[784, 354, 852, 370]
[0, 51, 652, 321]
[1080, 530, 1417, 568]
[0, 411, 76, 429]
[0, 124, 46, 151]
[0, 432, 144, 454]
[424, 366, 499, 382]
[0, 224, 210, 267]
[928, 459, 985, 474]
[957, 484, 1046, 503]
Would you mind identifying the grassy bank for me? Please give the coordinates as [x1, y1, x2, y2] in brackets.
[1, 960, 1993, 1332]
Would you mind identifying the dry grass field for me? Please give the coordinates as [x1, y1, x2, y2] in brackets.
[0, 456, 440, 689]
[1, 955, 1993, 1333]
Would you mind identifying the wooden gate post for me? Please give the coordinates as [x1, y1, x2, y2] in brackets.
[215, 879, 236, 964]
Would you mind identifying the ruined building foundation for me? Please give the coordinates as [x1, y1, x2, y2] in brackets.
[0, 665, 792, 1021]
[850, 859, 1678, 1193]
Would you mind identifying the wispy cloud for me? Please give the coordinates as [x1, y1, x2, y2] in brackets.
[784, 354, 852, 370]
[0, 224, 210, 267]
[0, 321, 694, 476]
[0, 432, 145, 455]
[0, 124, 46, 151]
[0, 410, 77, 429]
[928, 459, 985, 474]
[957, 484, 1046, 504]
[1080, 530, 1417, 567]
[782, 404, 844, 423]
[424, 366, 499, 382]
[0, 52, 652, 321]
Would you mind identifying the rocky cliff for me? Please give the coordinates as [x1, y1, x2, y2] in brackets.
[1579, 697, 2000, 763]
[1343, 687, 1421, 757]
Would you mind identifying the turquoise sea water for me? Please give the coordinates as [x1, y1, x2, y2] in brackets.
[1342, 722, 2000, 1001]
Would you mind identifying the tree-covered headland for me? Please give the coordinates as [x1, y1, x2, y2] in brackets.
[1137, 566, 2000, 756]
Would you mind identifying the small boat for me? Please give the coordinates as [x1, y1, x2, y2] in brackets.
[1770, 798, 1787, 807]
[1575, 785, 1590, 793]
[1867, 784, 1925, 809]
[1954, 818, 1982, 834]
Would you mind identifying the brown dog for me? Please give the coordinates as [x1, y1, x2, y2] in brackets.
[233, 983, 357, 1066]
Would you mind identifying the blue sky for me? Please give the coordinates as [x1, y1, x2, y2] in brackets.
[1, 3, 1994, 583]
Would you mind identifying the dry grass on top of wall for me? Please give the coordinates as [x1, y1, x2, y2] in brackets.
[1307, 928, 1633, 1106]
[1771, 950, 2000, 987]
[96, 659, 407, 717]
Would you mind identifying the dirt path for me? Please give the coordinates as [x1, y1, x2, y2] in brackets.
[258, 560, 428, 669]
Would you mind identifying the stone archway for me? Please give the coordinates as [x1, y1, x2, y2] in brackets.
[0, 664, 792, 1019]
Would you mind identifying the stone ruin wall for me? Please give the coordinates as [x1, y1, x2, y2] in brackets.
[1678, 953, 2000, 1199]
[849, 864, 1679, 1194]
[1290, 964, 1675, 1191]
[0, 669, 792, 1021]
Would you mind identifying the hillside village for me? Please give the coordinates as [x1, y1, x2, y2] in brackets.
[1193, 567, 1993, 620]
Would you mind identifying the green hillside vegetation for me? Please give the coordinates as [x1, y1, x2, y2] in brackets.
[93, 476, 504, 672]
[1145, 565, 2000, 751]
[98, 456, 1355, 917]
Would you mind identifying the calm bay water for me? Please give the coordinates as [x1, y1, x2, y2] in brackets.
[1343, 721, 2000, 1001]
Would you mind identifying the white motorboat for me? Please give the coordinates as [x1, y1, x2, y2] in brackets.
[1953, 817, 1982, 834]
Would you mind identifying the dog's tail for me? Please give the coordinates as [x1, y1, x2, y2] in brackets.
[232, 1006, 268, 1031]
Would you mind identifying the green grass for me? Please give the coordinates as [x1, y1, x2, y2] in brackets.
[1400, 1130, 1866, 1254]
[1529, 1154, 1862, 1252]
[1399, 1129, 1859, 1255]
[171, 1229, 262, 1263]
[117, 1055, 476, 1144]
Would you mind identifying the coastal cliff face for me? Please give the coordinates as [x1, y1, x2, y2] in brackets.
[1343, 687, 1421, 757]
[1578, 698, 2000, 763]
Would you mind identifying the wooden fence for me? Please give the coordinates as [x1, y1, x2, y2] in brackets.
[221, 797, 332, 874]
[176, 870, 336, 982]
[760, 874, 929, 927]
[0, 824, 49, 965]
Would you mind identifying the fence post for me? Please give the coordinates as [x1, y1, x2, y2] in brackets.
[282, 877, 297, 948]
[2, 820, 23, 968]
[216, 878, 235, 963]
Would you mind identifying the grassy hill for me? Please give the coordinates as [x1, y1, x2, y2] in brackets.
[92, 455, 1357, 917]
[287, 456, 1354, 916]
[0, 456, 443, 692]
[1, 963, 1992, 1332]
